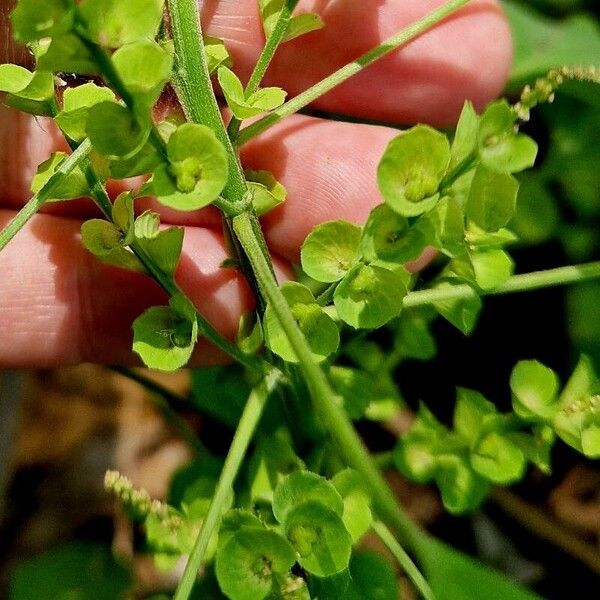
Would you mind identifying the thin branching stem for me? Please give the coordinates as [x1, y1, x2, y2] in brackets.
[237, 0, 472, 145]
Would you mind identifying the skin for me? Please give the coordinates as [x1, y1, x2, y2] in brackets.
[0, 0, 512, 367]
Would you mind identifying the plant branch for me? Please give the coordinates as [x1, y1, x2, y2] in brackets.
[491, 487, 600, 573]
[0, 139, 92, 252]
[373, 520, 435, 600]
[232, 211, 423, 551]
[227, 0, 300, 140]
[236, 0, 472, 145]
[403, 261, 600, 308]
[167, 0, 247, 201]
[173, 369, 283, 600]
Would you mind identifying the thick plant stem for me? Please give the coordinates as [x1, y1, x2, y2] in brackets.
[0, 139, 92, 252]
[373, 521, 435, 600]
[403, 261, 600, 308]
[227, 0, 300, 140]
[237, 0, 472, 145]
[232, 211, 423, 551]
[167, 0, 247, 201]
[173, 369, 282, 600]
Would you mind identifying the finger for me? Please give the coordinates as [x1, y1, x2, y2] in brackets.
[0, 210, 290, 367]
[204, 0, 512, 125]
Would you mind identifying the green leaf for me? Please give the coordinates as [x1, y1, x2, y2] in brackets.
[10, 542, 130, 600]
[471, 431, 527, 484]
[132, 294, 198, 371]
[508, 426, 555, 476]
[112, 40, 173, 105]
[510, 360, 560, 421]
[55, 82, 116, 141]
[329, 366, 376, 420]
[273, 470, 344, 525]
[394, 309, 437, 361]
[80, 219, 145, 272]
[433, 281, 482, 335]
[112, 192, 136, 238]
[1, 69, 55, 117]
[359, 204, 427, 265]
[301, 220, 361, 283]
[215, 528, 296, 600]
[435, 454, 489, 514]
[503, 0, 600, 90]
[349, 551, 398, 600]
[378, 125, 450, 217]
[236, 311, 264, 355]
[37, 33, 99, 75]
[245, 169, 286, 216]
[331, 469, 372, 542]
[31, 152, 89, 201]
[466, 164, 519, 232]
[204, 36, 233, 74]
[477, 100, 538, 173]
[264, 282, 340, 363]
[470, 248, 514, 290]
[86, 102, 150, 159]
[283, 501, 352, 577]
[449, 100, 479, 172]
[219, 510, 265, 548]
[453, 388, 496, 445]
[133, 211, 184, 276]
[218, 67, 286, 120]
[426, 195, 466, 257]
[248, 435, 305, 504]
[0, 64, 35, 94]
[150, 123, 229, 211]
[554, 355, 600, 458]
[334, 263, 407, 329]
[416, 536, 544, 600]
[284, 13, 325, 42]
[10, 0, 74, 43]
[79, 0, 165, 47]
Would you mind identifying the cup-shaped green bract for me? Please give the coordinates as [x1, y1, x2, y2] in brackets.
[112, 40, 173, 106]
[55, 82, 116, 142]
[510, 360, 560, 421]
[10, 0, 74, 43]
[435, 454, 489, 514]
[449, 100, 479, 172]
[471, 431, 527, 484]
[31, 152, 89, 201]
[151, 123, 229, 211]
[264, 282, 340, 363]
[79, 0, 165, 48]
[0, 67, 55, 117]
[554, 356, 600, 458]
[215, 527, 296, 600]
[378, 125, 450, 217]
[86, 102, 150, 159]
[333, 263, 407, 329]
[359, 204, 427, 265]
[301, 220, 361, 283]
[466, 164, 519, 232]
[477, 100, 538, 174]
[331, 469, 372, 542]
[283, 501, 352, 577]
[470, 247, 514, 290]
[37, 33, 100, 75]
[132, 295, 198, 371]
[218, 66, 286, 120]
[432, 280, 482, 335]
[245, 169, 287, 216]
[273, 471, 344, 525]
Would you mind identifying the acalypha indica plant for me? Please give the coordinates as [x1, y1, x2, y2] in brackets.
[0, 0, 599, 598]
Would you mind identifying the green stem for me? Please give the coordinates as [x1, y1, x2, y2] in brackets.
[0, 139, 92, 252]
[237, 0, 472, 145]
[372, 521, 435, 600]
[173, 369, 282, 600]
[227, 0, 299, 140]
[232, 211, 423, 551]
[403, 261, 600, 308]
[167, 0, 247, 201]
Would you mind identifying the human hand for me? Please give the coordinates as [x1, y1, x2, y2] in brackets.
[0, 0, 511, 367]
